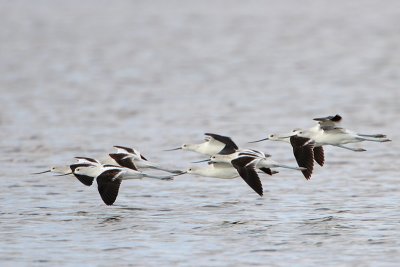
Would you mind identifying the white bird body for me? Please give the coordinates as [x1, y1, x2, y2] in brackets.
[73, 165, 173, 206]
[187, 162, 239, 179]
[166, 133, 239, 156]
[110, 146, 182, 174]
[236, 151, 305, 171]
[295, 127, 390, 147]
[74, 164, 173, 181]
[209, 149, 264, 164]
[182, 142, 225, 156]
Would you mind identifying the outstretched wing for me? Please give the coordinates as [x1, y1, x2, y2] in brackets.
[74, 157, 100, 164]
[231, 157, 263, 196]
[109, 153, 138, 171]
[313, 114, 342, 129]
[290, 136, 315, 180]
[69, 163, 95, 186]
[204, 133, 239, 155]
[96, 169, 123, 206]
[113, 146, 148, 161]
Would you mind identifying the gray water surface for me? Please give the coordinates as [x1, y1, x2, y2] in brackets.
[1, 1, 400, 266]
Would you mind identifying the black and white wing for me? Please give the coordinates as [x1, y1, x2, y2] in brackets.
[290, 135, 315, 180]
[109, 153, 138, 171]
[69, 163, 96, 186]
[204, 133, 239, 155]
[313, 146, 325, 166]
[313, 114, 342, 129]
[113, 145, 148, 161]
[231, 156, 263, 196]
[96, 169, 123, 206]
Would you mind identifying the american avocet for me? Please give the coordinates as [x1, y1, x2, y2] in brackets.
[184, 161, 263, 196]
[250, 114, 391, 173]
[110, 145, 183, 174]
[299, 114, 392, 149]
[165, 133, 239, 156]
[230, 151, 307, 190]
[189, 134, 288, 177]
[249, 133, 317, 179]
[232, 150, 307, 173]
[73, 165, 173, 205]
[32, 156, 103, 183]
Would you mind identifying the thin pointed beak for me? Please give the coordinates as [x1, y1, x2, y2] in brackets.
[163, 147, 182, 151]
[55, 172, 73, 176]
[170, 170, 185, 174]
[172, 171, 187, 177]
[191, 159, 210, 163]
[248, 137, 269, 143]
[31, 170, 51, 174]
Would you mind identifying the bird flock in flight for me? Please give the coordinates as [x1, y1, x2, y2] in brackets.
[33, 114, 391, 205]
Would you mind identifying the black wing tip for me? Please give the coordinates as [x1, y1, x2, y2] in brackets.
[109, 153, 138, 171]
[73, 173, 94, 186]
[233, 164, 263, 197]
[313, 146, 325, 167]
[204, 133, 239, 150]
[97, 169, 123, 206]
[292, 139, 315, 180]
[231, 156, 255, 168]
[102, 195, 118, 206]
[313, 114, 342, 122]
[290, 135, 314, 147]
[74, 157, 98, 163]
[259, 167, 273, 176]
[113, 145, 135, 154]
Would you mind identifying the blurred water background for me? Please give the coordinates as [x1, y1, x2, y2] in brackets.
[1, 0, 399, 266]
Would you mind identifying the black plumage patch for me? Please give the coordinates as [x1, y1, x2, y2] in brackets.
[204, 133, 238, 155]
[73, 174, 94, 186]
[231, 157, 263, 196]
[114, 146, 148, 161]
[96, 169, 122, 206]
[74, 157, 99, 163]
[290, 136, 314, 180]
[313, 146, 325, 166]
[114, 145, 135, 154]
[313, 114, 342, 122]
[231, 156, 255, 168]
[109, 153, 138, 171]
[259, 167, 273, 176]
[69, 163, 95, 186]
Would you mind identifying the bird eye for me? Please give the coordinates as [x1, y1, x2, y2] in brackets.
[183, 144, 187, 148]
[270, 134, 275, 137]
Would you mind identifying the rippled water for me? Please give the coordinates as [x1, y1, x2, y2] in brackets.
[1, 0, 400, 266]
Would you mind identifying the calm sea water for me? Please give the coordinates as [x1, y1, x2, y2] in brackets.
[1, 1, 400, 266]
